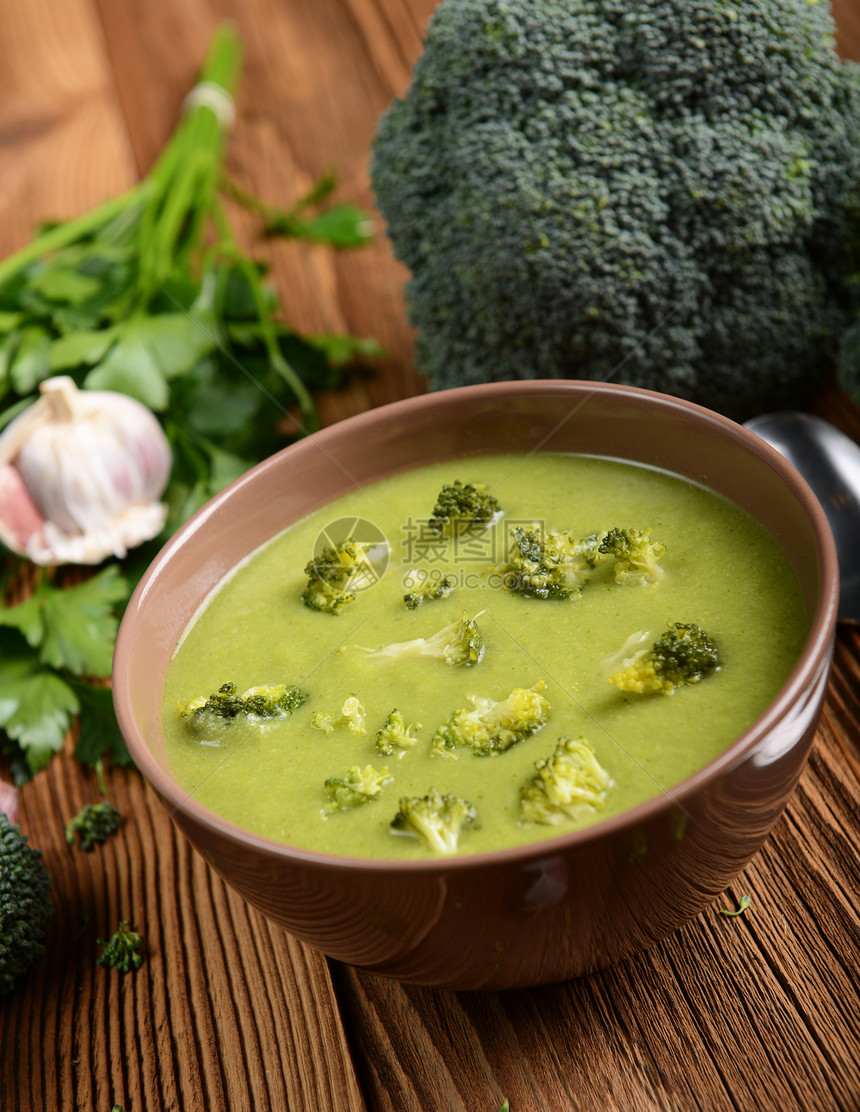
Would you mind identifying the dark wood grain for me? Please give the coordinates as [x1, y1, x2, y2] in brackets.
[2, 1, 860, 1110]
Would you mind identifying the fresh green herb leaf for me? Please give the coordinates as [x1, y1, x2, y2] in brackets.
[9, 325, 52, 394]
[48, 328, 117, 371]
[0, 630, 80, 770]
[83, 328, 170, 409]
[0, 22, 378, 776]
[71, 680, 133, 769]
[29, 266, 102, 306]
[0, 593, 44, 648]
[36, 567, 130, 677]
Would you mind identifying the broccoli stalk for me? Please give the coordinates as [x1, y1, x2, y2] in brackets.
[610, 622, 721, 694]
[365, 610, 485, 666]
[0, 813, 53, 997]
[431, 681, 550, 757]
[372, 0, 860, 421]
[519, 736, 613, 825]
[375, 709, 423, 756]
[65, 801, 122, 851]
[324, 765, 393, 811]
[390, 788, 477, 853]
[97, 920, 145, 973]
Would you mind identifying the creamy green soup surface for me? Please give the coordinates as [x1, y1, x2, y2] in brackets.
[161, 452, 807, 859]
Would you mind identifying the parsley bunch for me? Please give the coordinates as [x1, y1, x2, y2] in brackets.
[0, 24, 379, 777]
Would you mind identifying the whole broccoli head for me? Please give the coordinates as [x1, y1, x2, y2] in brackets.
[0, 812, 53, 996]
[372, 0, 860, 420]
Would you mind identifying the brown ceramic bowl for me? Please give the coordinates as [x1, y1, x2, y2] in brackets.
[113, 381, 838, 990]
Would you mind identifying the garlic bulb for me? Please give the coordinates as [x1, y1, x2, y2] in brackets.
[0, 376, 171, 565]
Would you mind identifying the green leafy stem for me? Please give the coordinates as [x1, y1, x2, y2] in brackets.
[0, 23, 381, 779]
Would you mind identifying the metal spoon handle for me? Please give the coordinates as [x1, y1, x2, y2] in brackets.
[745, 411, 860, 624]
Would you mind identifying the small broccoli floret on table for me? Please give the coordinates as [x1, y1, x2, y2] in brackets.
[428, 481, 501, 534]
[65, 801, 122, 851]
[431, 681, 549, 757]
[610, 623, 721, 695]
[324, 765, 393, 811]
[97, 920, 145, 973]
[0, 813, 53, 997]
[501, 526, 601, 599]
[403, 573, 456, 610]
[519, 736, 613, 826]
[302, 540, 381, 614]
[390, 788, 477, 853]
[366, 610, 485, 666]
[597, 528, 665, 585]
[181, 681, 308, 737]
[375, 709, 423, 756]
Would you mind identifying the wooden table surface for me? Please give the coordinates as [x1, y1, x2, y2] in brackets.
[2, 2, 860, 1109]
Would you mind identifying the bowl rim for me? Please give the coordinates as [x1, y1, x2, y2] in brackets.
[113, 379, 839, 874]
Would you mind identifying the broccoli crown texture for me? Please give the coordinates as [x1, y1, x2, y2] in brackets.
[611, 621, 721, 694]
[428, 481, 501, 534]
[0, 813, 53, 996]
[502, 527, 600, 599]
[97, 920, 145, 973]
[431, 680, 550, 756]
[324, 764, 393, 810]
[65, 801, 122, 851]
[390, 788, 478, 853]
[376, 708, 423, 756]
[182, 681, 308, 736]
[372, 0, 860, 419]
[519, 736, 613, 825]
[403, 573, 456, 610]
[302, 540, 378, 614]
[597, 528, 665, 585]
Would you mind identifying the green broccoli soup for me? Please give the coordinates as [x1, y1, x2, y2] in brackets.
[161, 452, 808, 859]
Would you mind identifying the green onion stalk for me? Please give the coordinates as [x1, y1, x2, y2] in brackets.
[0, 22, 318, 424]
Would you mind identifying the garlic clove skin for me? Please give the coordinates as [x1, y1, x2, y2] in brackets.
[0, 376, 172, 565]
[0, 463, 46, 553]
